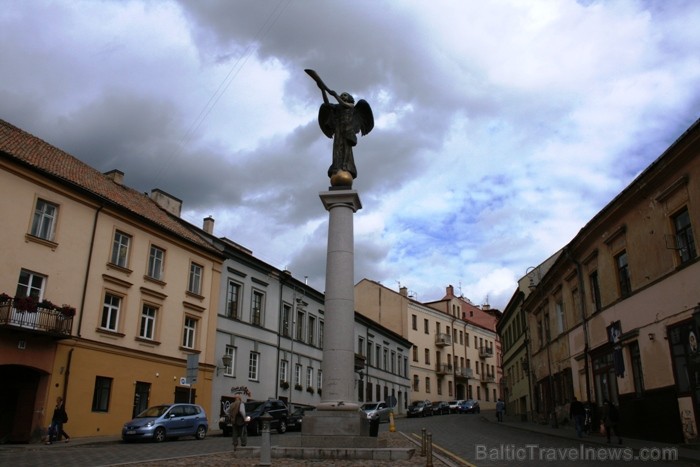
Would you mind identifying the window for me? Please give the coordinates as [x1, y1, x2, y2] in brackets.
[31, 198, 58, 241]
[147, 246, 165, 280]
[226, 281, 241, 319]
[424, 319, 429, 334]
[251, 291, 264, 326]
[424, 348, 430, 365]
[630, 342, 644, 397]
[383, 348, 388, 370]
[188, 262, 203, 294]
[391, 350, 396, 373]
[413, 375, 419, 391]
[306, 367, 314, 388]
[425, 377, 431, 393]
[16, 269, 45, 300]
[308, 315, 316, 345]
[296, 309, 305, 341]
[589, 271, 602, 312]
[673, 208, 697, 263]
[544, 313, 551, 342]
[376, 344, 381, 367]
[317, 370, 322, 390]
[555, 300, 565, 333]
[182, 316, 197, 349]
[615, 250, 631, 297]
[282, 304, 291, 336]
[412, 345, 418, 362]
[295, 364, 302, 386]
[225, 345, 235, 377]
[358, 336, 365, 356]
[92, 376, 112, 412]
[319, 320, 324, 348]
[101, 293, 121, 332]
[111, 231, 131, 268]
[412, 314, 417, 330]
[367, 340, 373, 365]
[139, 304, 157, 340]
[279, 359, 288, 383]
[248, 352, 259, 380]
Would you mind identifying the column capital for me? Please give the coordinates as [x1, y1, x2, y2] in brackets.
[319, 189, 362, 212]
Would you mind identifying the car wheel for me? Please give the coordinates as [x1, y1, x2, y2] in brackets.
[278, 419, 287, 434]
[195, 425, 207, 440]
[154, 427, 166, 443]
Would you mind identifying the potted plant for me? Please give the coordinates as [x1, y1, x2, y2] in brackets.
[15, 295, 37, 313]
[279, 380, 289, 390]
[294, 383, 303, 391]
[306, 387, 314, 395]
[59, 305, 76, 317]
[318, 389, 322, 396]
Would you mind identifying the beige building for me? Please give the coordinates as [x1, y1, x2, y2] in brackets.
[0, 120, 224, 441]
[524, 118, 700, 443]
[497, 253, 559, 420]
[355, 280, 501, 409]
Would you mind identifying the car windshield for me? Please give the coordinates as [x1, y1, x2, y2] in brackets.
[411, 401, 424, 407]
[245, 401, 265, 413]
[361, 403, 378, 411]
[136, 405, 170, 418]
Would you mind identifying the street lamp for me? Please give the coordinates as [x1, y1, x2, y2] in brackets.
[216, 353, 233, 376]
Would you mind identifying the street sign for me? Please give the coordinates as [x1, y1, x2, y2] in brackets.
[186, 353, 199, 383]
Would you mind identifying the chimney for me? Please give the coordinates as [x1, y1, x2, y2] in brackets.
[203, 216, 215, 234]
[400, 286, 408, 297]
[447, 285, 454, 296]
[104, 169, 124, 185]
[150, 189, 182, 217]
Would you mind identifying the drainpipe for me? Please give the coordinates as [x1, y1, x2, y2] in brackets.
[77, 206, 103, 337]
[567, 248, 592, 405]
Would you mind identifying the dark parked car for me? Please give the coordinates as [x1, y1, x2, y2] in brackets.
[244, 399, 289, 436]
[407, 400, 433, 418]
[458, 399, 481, 414]
[287, 406, 316, 431]
[122, 403, 208, 442]
[432, 401, 450, 415]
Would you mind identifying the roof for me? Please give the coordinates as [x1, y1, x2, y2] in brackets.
[0, 119, 216, 252]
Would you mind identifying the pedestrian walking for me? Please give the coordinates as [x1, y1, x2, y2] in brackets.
[602, 399, 622, 444]
[496, 399, 505, 422]
[46, 396, 70, 444]
[226, 394, 247, 450]
[569, 397, 585, 438]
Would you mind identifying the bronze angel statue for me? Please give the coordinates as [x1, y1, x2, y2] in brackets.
[306, 69, 374, 187]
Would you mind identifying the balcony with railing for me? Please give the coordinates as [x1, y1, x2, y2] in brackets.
[0, 295, 74, 337]
[454, 367, 474, 380]
[435, 363, 454, 375]
[435, 332, 452, 347]
[482, 374, 496, 383]
[479, 346, 494, 359]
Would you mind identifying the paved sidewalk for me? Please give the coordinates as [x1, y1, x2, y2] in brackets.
[489, 411, 700, 464]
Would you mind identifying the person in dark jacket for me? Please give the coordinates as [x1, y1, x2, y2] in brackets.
[569, 397, 585, 438]
[46, 396, 70, 444]
[602, 399, 622, 444]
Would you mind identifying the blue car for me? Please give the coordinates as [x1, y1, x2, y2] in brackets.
[122, 403, 208, 442]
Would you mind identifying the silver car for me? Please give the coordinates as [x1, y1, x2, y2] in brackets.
[122, 403, 208, 442]
[361, 401, 391, 423]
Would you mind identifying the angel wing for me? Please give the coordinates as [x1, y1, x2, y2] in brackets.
[353, 99, 374, 136]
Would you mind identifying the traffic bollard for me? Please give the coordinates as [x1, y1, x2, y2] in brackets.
[426, 432, 433, 467]
[259, 413, 272, 466]
[421, 427, 426, 456]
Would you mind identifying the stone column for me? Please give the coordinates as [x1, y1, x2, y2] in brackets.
[319, 189, 361, 405]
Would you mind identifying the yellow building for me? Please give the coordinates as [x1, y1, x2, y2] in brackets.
[524, 118, 700, 443]
[0, 120, 223, 442]
[355, 280, 501, 409]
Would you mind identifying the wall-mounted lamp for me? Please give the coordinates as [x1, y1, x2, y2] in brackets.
[648, 333, 655, 341]
[216, 354, 233, 376]
[526, 267, 540, 290]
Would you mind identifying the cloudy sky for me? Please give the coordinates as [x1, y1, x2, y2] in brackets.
[3, 0, 700, 310]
